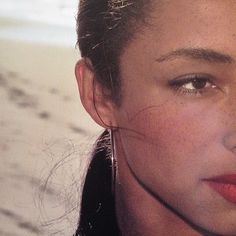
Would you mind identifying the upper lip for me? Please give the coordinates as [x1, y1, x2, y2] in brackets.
[204, 174, 236, 185]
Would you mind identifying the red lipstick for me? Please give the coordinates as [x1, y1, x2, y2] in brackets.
[205, 174, 236, 204]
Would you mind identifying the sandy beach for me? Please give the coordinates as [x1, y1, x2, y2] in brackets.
[0, 30, 102, 235]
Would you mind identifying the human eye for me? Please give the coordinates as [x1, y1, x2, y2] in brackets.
[168, 73, 218, 97]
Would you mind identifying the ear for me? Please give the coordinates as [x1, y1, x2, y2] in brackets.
[75, 58, 117, 128]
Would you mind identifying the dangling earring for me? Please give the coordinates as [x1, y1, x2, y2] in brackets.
[109, 128, 117, 194]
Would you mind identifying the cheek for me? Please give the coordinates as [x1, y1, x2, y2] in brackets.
[118, 99, 224, 191]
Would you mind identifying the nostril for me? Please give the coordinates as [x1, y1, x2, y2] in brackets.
[232, 146, 236, 154]
[223, 132, 236, 154]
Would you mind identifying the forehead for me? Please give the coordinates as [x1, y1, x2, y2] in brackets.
[123, 0, 236, 57]
[156, 0, 236, 48]
[119, 0, 236, 77]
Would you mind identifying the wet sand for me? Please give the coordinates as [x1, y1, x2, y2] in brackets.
[0, 38, 102, 235]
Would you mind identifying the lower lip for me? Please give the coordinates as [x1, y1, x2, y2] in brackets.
[207, 181, 236, 204]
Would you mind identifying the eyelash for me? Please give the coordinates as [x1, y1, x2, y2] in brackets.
[168, 74, 217, 96]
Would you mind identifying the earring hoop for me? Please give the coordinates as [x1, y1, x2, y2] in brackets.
[109, 128, 117, 194]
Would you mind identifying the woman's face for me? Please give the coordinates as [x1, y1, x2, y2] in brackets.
[115, 0, 236, 234]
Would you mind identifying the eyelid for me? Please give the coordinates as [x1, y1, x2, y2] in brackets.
[168, 73, 215, 86]
[167, 73, 221, 97]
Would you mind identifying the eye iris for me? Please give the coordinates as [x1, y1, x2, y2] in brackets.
[192, 79, 207, 89]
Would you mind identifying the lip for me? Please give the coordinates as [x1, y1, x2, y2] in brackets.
[204, 174, 236, 204]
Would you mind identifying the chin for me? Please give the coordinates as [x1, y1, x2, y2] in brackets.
[192, 214, 236, 236]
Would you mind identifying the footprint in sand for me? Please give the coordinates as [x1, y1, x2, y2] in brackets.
[49, 87, 72, 102]
[0, 208, 41, 234]
[37, 111, 51, 120]
[0, 74, 8, 88]
[8, 87, 38, 109]
[69, 123, 87, 135]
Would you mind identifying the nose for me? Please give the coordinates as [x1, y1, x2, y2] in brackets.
[223, 132, 236, 154]
[222, 88, 236, 154]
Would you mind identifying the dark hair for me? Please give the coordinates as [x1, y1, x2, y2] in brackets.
[77, 0, 151, 103]
[74, 130, 120, 236]
[75, 0, 152, 235]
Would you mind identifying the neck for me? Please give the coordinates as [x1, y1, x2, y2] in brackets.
[114, 134, 202, 236]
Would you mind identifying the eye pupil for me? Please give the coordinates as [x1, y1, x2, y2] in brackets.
[192, 79, 207, 89]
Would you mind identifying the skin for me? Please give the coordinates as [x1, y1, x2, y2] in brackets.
[76, 0, 236, 235]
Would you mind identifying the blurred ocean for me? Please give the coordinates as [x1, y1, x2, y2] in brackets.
[0, 0, 78, 46]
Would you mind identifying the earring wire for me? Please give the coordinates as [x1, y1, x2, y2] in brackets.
[109, 128, 117, 195]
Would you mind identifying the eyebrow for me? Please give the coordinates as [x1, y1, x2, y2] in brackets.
[156, 48, 234, 64]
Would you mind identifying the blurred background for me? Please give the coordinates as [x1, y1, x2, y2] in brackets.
[0, 1, 102, 235]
